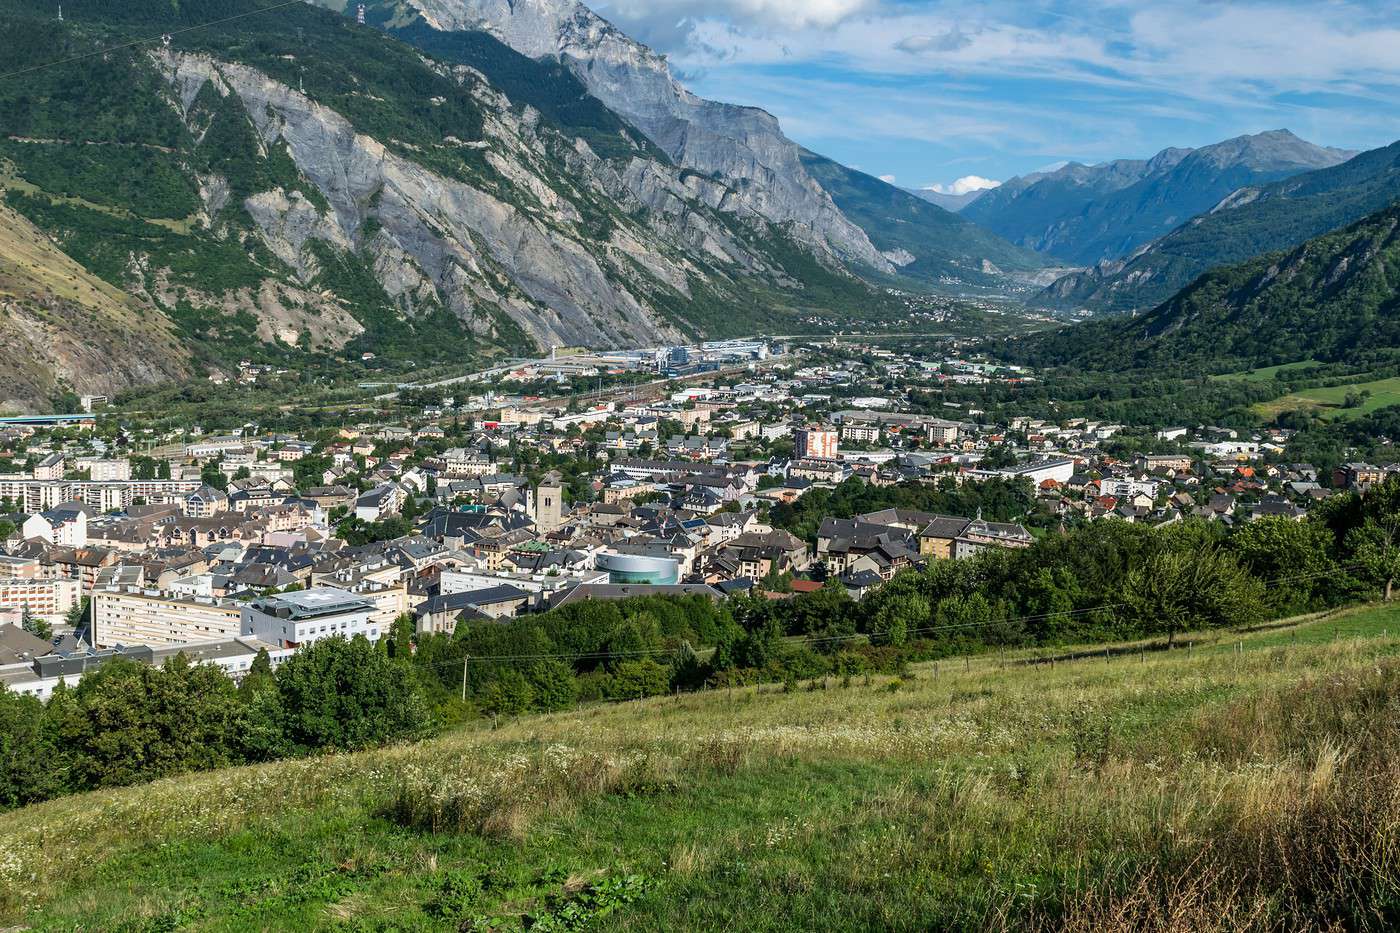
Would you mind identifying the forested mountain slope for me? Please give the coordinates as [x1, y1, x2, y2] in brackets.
[0, 0, 889, 409]
[1013, 202, 1400, 373]
[0, 201, 190, 411]
[329, 0, 1047, 294]
[1038, 140, 1400, 314]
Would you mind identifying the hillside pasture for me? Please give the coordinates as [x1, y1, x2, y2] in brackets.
[3, 605, 1400, 931]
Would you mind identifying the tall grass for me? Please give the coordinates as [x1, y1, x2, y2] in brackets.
[385, 744, 678, 839]
[1011, 662, 1400, 931]
[3, 606, 1400, 929]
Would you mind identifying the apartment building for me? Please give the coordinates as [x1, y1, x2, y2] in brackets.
[0, 578, 81, 624]
[240, 587, 379, 649]
[794, 426, 839, 461]
[92, 587, 243, 648]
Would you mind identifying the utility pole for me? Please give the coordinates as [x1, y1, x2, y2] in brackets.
[460, 653, 469, 702]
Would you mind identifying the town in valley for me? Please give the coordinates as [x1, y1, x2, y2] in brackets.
[0, 336, 1364, 697]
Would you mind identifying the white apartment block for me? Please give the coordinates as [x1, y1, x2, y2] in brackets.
[75, 458, 132, 481]
[0, 479, 200, 514]
[841, 423, 882, 444]
[926, 421, 961, 445]
[314, 570, 408, 625]
[21, 509, 87, 547]
[1098, 478, 1163, 500]
[760, 422, 793, 441]
[441, 448, 495, 477]
[33, 454, 65, 480]
[185, 436, 254, 458]
[92, 587, 244, 648]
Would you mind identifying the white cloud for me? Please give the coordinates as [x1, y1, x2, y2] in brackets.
[608, 0, 1400, 115]
[728, 0, 873, 28]
[879, 173, 897, 183]
[591, 0, 874, 40]
[926, 174, 1000, 195]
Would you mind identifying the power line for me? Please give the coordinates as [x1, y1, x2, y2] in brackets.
[0, 0, 309, 83]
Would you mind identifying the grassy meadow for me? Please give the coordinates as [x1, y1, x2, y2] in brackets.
[1251, 374, 1400, 421]
[4, 605, 1400, 931]
[1211, 360, 1322, 383]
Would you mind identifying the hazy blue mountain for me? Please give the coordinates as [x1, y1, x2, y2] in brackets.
[799, 153, 1050, 291]
[1036, 140, 1400, 314]
[963, 131, 1356, 266]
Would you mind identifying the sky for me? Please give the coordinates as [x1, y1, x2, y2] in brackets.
[585, 0, 1400, 192]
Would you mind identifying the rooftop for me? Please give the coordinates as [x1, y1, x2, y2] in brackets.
[250, 587, 374, 620]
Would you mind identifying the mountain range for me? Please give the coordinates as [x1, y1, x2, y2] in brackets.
[0, 0, 1050, 410]
[962, 130, 1357, 267]
[1035, 140, 1400, 314]
[796, 153, 1050, 290]
[1, 0, 1393, 415]
[1014, 200, 1400, 374]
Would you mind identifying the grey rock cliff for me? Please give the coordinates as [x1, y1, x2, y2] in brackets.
[156, 49, 718, 349]
[321, 0, 893, 273]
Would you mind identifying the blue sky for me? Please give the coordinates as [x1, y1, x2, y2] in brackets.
[586, 0, 1400, 192]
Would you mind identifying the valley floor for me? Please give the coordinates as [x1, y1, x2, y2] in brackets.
[5, 606, 1400, 931]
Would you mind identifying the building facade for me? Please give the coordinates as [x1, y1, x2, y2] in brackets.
[240, 587, 379, 648]
[795, 426, 839, 461]
[92, 587, 243, 648]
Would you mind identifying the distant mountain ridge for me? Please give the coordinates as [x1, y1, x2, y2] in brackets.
[906, 187, 991, 212]
[1013, 200, 1400, 373]
[1035, 140, 1400, 314]
[963, 130, 1357, 266]
[799, 152, 1050, 291]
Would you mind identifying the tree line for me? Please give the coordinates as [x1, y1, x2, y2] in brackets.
[768, 475, 1037, 545]
[0, 637, 427, 812]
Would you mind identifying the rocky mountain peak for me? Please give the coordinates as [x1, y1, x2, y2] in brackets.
[325, 0, 892, 272]
[1192, 129, 1356, 172]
